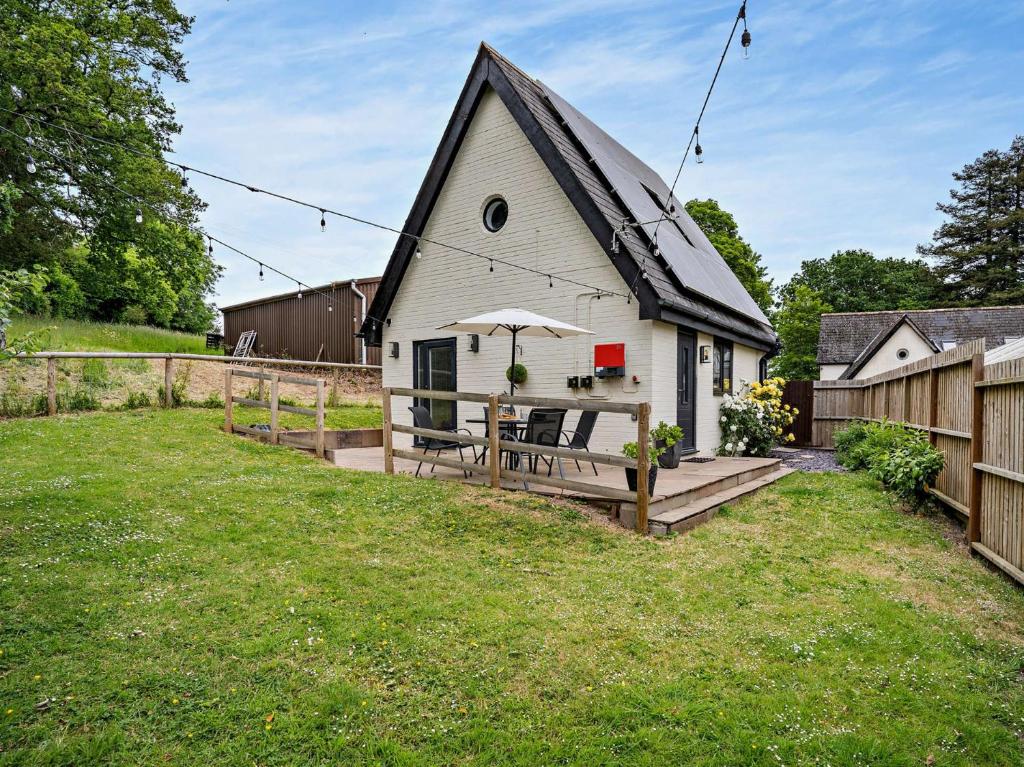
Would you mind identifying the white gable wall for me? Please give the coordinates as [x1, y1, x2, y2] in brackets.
[819, 364, 848, 381]
[381, 87, 765, 456]
[854, 323, 936, 379]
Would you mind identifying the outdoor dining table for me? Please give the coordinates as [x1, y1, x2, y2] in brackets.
[465, 416, 528, 468]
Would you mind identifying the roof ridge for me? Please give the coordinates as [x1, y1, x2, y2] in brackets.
[479, 42, 538, 84]
[822, 304, 1024, 317]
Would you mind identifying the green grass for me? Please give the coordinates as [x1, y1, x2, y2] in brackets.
[1, 409, 1022, 766]
[232, 403, 382, 431]
[10, 316, 214, 354]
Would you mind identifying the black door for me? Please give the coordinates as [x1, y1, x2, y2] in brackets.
[413, 338, 457, 439]
[676, 330, 697, 453]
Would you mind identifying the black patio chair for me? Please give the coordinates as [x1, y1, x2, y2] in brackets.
[503, 408, 567, 488]
[408, 405, 477, 478]
[559, 410, 600, 476]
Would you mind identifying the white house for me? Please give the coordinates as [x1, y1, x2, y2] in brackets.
[818, 306, 1024, 380]
[359, 44, 776, 456]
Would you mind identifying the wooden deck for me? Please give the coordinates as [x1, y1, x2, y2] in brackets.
[331, 446, 791, 534]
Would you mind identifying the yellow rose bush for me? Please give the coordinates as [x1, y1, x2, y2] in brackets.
[717, 376, 798, 457]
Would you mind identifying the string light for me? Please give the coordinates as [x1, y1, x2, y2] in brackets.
[25, 155, 36, 174]
[694, 126, 703, 165]
[328, 304, 333, 312]
[135, 208, 143, 224]
[208, 236, 213, 256]
[0, 112, 630, 302]
[320, 209, 326, 232]
[180, 166, 189, 188]
[489, 259, 494, 272]
[258, 263, 264, 281]
[548, 274, 553, 288]
[414, 240, 422, 260]
[741, 2, 751, 58]
[296, 283, 303, 299]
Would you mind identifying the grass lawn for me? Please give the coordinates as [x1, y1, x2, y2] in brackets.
[1, 409, 1022, 766]
[9, 316, 214, 354]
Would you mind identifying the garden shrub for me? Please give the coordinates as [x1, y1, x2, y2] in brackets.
[834, 420, 944, 508]
[61, 386, 100, 412]
[717, 377, 797, 457]
[120, 391, 152, 410]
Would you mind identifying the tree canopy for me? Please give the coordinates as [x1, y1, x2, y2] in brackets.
[770, 285, 832, 380]
[918, 135, 1024, 306]
[685, 198, 774, 315]
[0, 0, 219, 332]
[780, 249, 939, 313]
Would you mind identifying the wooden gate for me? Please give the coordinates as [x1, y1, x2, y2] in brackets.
[782, 380, 814, 446]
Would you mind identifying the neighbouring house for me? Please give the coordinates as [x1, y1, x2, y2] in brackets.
[817, 305, 1024, 380]
[222, 277, 381, 364]
[358, 43, 776, 455]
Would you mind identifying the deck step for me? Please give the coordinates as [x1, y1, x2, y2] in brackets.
[649, 458, 782, 513]
[649, 467, 795, 535]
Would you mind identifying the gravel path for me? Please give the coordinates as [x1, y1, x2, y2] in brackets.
[770, 447, 845, 473]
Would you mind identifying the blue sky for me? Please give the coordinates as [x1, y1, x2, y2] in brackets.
[165, 0, 1024, 309]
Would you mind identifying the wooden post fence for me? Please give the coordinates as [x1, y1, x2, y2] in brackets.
[381, 388, 651, 533]
[222, 368, 326, 459]
[46, 357, 57, 416]
[806, 339, 1024, 587]
[163, 357, 174, 408]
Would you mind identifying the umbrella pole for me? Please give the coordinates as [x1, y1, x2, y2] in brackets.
[509, 328, 518, 397]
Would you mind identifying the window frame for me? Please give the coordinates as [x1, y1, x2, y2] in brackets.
[713, 338, 734, 396]
[482, 197, 508, 233]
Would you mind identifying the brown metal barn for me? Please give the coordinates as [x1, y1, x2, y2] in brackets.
[221, 277, 381, 365]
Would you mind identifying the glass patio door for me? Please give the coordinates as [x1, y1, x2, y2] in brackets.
[413, 338, 457, 434]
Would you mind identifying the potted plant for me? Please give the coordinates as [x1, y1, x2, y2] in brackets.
[652, 421, 684, 469]
[622, 436, 665, 494]
[505, 363, 528, 386]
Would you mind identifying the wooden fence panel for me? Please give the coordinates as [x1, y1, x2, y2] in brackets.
[809, 340, 1024, 587]
[781, 380, 814, 446]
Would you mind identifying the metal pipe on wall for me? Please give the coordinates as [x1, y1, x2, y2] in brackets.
[350, 280, 367, 366]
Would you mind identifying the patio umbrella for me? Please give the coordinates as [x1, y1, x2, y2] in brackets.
[437, 308, 593, 395]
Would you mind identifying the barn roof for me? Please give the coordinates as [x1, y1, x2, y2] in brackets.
[818, 306, 1024, 366]
[359, 43, 776, 350]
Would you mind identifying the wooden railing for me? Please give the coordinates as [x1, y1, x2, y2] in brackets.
[17, 351, 380, 414]
[382, 388, 652, 532]
[223, 367, 326, 458]
[810, 339, 1024, 587]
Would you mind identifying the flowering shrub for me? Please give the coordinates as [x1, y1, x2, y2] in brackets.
[717, 377, 798, 457]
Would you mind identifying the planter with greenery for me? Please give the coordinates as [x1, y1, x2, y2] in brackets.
[652, 420, 685, 469]
[622, 435, 665, 494]
[505, 363, 528, 386]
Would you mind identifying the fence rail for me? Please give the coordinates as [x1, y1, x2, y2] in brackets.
[223, 368, 326, 458]
[12, 350, 381, 415]
[382, 387, 651, 532]
[801, 339, 1024, 586]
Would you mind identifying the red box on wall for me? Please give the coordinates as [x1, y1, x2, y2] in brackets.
[594, 342, 625, 378]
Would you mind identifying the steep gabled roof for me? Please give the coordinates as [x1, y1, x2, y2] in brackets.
[359, 43, 776, 350]
[838, 314, 939, 379]
[818, 305, 1024, 365]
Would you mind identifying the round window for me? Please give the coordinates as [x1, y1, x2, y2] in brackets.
[896, 348, 909, 360]
[483, 197, 508, 232]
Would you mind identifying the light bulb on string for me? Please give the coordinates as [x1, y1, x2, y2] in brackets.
[740, 3, 751, 58]
[258, 263, 264, 281]
[694, 126, 704, 164]
[180, 166, 189, 188]
[320, 209, 326, 232]
[548, 275, 553, 288]
[208, 237, 213, 256]
[414, 240, 422, 260]
[489, 259, 494, 272]
[25, 155, 36, 174]
[328, 304, 333, 313]
[135, 208, 143, 224]
[296, 284, 303, 300]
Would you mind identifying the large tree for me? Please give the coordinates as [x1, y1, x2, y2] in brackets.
[918, 136, 1024, 306]
[771, 285, 832, 380]
[685, 198, 774, 314]
[0, 0, 219, 332]
[780, 249, 940, 313]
